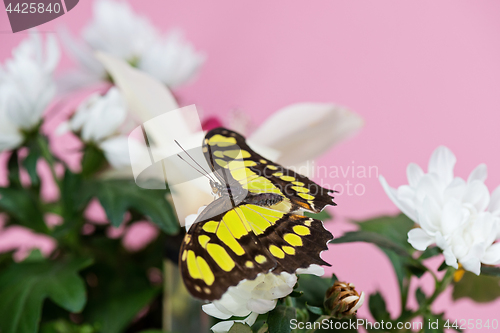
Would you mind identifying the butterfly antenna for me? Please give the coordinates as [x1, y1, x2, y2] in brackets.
[174, 140, 216, 182]
[176, 154, 215, 182]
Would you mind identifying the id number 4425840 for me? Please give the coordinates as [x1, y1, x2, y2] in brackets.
[445, 319, 498, 330]
[6, 2, 61, 14]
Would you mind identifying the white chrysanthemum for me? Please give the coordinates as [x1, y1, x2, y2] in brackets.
[59, 0, 204, 89]
[380, 146, 500, 274]
[60, 87, 139, 169]
[184, 208, 325, 333]
[0, 32, 59, 152]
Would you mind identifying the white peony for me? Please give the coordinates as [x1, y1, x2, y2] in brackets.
[0, 32, 60, 152]
[380, 146, 500, 275]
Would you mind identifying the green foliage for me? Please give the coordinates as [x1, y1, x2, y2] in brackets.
[229, 323, 254, 333]
[267, 306, 296, 333]
[96, 179, 177, 233]
[452, 271, 500, 303]
[368, 292, 390, 322]
[0, 258, 92, 333]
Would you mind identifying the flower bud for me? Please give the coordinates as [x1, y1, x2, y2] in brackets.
[324, 281, 365, 318]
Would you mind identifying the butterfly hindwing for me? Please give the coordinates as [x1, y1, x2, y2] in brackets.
[203, 128, 336, 214]
[180, 127, 336, 301]
[180, 202, 333, 301]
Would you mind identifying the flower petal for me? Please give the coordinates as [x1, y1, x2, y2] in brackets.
[468, 163, 487, 183]
[407, 163, 424, 188]
[482, 243, 500, 265]
[427, 146, 456, 185]
[249, 103, 363, 166]
[408, 228, 434, 251]
[379, 175, 418, 222]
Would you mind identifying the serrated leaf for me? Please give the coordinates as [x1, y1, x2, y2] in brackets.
[96, 179, 178, 233]
[306, 303, 325, 315]
[0, 187, 48, 233]
[452, 271, 500, 303]
[330, 231, 410, 257]
[0, 258, 93, 333]
[355, 214, 415, 250]
[267, 306, 296, 333]
[368, 292, 390, 322]
[228, 322, 253, 333]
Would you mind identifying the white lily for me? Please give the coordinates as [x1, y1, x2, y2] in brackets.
[59, 0, 204, 89]
[0, 32, 60, 152]
[380, 146, 500, 274]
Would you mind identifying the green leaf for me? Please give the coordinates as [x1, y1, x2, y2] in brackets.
[306, 303, 325, 315]
[40, 320, 98, 333]
[294, 274, 332, 308]
[22, 139, 43, 187]
[368, 292, 390, 322]
[330, 231, 410, 257]
[96, 179, 178, 233]
[81, 145, 106, 177]
[0, 187, 48, 233]
[419, 246, 442, 260]
[7, 150, 21, 188]
[0, 258, 92, 333]
[267, 305, 296, 333]
[87, 286, 160, 333]
[452, 271, 500, 303]
[355, 214, 414, 250]
[416, 287, 426, 306]
[228, 322, 253, 333]
[481, 266, 500, 277]
[437, 261, 447, 272]
[305, 209, 332, 221]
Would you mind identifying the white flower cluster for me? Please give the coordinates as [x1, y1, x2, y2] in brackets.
[0, 33, 59, 152]
[61, 0, 205, 88]
[185, 208, 325, 333]
[60, 87, 139, 169]
[380, 146, 500, 275]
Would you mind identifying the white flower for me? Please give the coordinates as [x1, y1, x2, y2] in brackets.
[62, 87, 138, 169]
[184, 211, 324, 333]
[380, 146, 500, 274]
[0, 32, 60, 152]
[137, 30, 205, 88]
[59, 0, 204, 89]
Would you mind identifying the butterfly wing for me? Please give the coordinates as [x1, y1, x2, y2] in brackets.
[203, 127, 336, 213]
[179, 201, 332, 301]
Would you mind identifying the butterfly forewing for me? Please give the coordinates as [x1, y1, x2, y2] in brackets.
[179, 127, 335, 301]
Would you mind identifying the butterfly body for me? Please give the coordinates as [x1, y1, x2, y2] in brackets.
[179, 127, 335, 301]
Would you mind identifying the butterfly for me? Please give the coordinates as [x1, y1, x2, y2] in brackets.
[179, 127, 335, 301]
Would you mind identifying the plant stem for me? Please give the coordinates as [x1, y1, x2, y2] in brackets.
[37, 136, 62, 189]
[163, 259, 174, 332]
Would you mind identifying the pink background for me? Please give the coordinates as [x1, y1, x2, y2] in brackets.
[2, 0, 500, 328]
